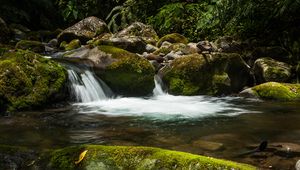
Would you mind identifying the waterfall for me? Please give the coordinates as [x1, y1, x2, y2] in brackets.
[153, 75, 165, 96]
[67, 68, 112, 102]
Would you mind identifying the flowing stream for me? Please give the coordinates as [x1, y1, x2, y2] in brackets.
[1, 65, 300, 169]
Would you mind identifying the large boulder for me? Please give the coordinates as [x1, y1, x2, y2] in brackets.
[57, 16, 109, 44]
[62, 45, 155, 96]
[253, 57, 292, 84]
[161, 53, 253, 95]
[240, 82, 300, 101]
[15, 40, 45, 53]
[46, 145, 256, 170]
[0, 17, 10, 43]
[116, 22, 159, 45]
[0, 50, 67, 111]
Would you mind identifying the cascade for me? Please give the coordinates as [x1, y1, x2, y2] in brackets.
[153, 75, 165, 96]
[67, 67, 112, 102]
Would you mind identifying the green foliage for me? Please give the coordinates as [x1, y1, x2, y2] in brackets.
[148, 2, 221, 41]
[106, 1, 135, 33]
[56, 0, 98, 21]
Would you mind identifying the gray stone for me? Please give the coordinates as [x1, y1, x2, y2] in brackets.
[254, 57, 292, 83]
[57, 16, 109, 44]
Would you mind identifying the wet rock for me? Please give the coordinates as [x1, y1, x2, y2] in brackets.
[15, 40, 45, 53]
[254, 57, 292, 83]
[270, 142, 300, 157]
[192, 140, 225, 151]
[240, 82, 300, 101]
[157, 33, 188, 47]
[57, 16, 109, 44]
[116, 22, 158, 45]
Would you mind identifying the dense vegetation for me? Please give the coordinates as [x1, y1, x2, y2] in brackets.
[0, 0, 299, 58]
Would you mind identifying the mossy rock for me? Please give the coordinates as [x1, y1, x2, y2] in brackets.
[161, 53, 252, 95]
[15, 40, 45, 53]
[63, 39, 81, 51]
[96, 45, 155, 96]
[46, 145, 256, 170]
[253, 57, 292, 84]
[162, 53, 214, 95]
[240, 82, 300, 101]
[157, 33, 188, 47]
[0, 50, 67, 111]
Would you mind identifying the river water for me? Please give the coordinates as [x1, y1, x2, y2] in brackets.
[1, 67, 300, 169]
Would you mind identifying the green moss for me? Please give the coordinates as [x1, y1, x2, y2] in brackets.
[157, 33, 189, 47]
[15, 40, 45, 53]
[251, 82, 300, 101]
[163, 53, 214, 95]
[64, 39, 81, 51]
[0, 50, 67, 111]
[97, 45, 155, 96]
[47, 145, 256, 170]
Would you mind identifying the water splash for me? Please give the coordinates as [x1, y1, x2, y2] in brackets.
[153, 75, 165, 96]
[67, 69, 112, 102]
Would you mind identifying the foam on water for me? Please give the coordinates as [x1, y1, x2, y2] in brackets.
[74, 94, 252, 119]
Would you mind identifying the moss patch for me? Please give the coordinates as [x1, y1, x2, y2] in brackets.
[251, 82, 300, 101]
[163, 53, 214, 95]
[47, 145, 256, 170]
[0, 50, 67, 111]
[97, 45, 155, 96]
[15, 40, 45, 53]
[64, 39, 81, 51]
[157, 33, 188, 47]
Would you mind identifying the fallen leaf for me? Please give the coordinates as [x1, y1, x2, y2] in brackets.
[75, 150, 88, 164]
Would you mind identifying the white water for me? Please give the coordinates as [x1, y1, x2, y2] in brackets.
[68, 69, 109, 102]
[70, 74, 253, 119]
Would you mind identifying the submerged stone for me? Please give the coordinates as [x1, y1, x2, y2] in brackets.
[46, 145, 256, 170]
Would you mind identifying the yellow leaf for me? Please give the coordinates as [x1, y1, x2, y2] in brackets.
[75, 150, 88, 165]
